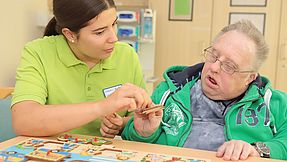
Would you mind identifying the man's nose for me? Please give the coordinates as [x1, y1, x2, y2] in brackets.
[210, 59, 222, 73]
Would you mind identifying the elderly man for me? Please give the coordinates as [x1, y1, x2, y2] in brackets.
[122, 20, 287, 161]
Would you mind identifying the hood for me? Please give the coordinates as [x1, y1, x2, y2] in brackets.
[162, 63, 203, 92]
[162, 62, 272, 97]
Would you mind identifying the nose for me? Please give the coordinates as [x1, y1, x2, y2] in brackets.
[209, 59, 221, 73]
[108, 27, 118, 43]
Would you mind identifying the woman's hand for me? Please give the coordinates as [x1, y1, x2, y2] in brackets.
[100, 113, 124, 138]
[99, 83, 152, 116]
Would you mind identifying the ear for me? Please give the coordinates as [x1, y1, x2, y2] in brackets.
[62, 28, 76, 43]
[246, 73, 258, 85]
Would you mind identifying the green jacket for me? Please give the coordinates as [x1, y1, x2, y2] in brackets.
[122, 63, 287, 160]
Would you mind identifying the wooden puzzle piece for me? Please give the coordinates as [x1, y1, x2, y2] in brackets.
[116, 151, 135, 160]
[57, 134, 112, 146]
[91, 137, 112, 146]
[60, 143, 79, 152]
[57, 134, 90, 144]
[25, 148, 70, 162]
[18, 139, 45, 149]
[74, 145, 103, 156]
[140, 153, 209, 162]
[0, 151, 26, 162]
[136, 105, 164, 115]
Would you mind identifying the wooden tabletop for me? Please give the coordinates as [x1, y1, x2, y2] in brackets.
[0, 87, 14, 99]
[0, 136, 285, 162]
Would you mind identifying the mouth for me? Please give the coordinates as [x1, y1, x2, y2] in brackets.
[207, 76, 218, 86]
[104, 47, 114, 53]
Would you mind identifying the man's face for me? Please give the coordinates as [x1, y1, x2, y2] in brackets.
[201, 30, 257, 100]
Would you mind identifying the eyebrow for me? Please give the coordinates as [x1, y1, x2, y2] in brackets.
[212, 48, 239, 68]
[92, 17, 118, 32]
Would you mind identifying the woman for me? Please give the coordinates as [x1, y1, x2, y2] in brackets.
[11, 0, 151, 137]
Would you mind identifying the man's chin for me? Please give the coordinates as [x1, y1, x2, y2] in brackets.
[202, 88, 223, 101]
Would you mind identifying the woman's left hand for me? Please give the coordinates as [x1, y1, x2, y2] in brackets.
[100, 113, 124, 138]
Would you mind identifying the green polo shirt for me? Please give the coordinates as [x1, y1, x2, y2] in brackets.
[12, 35, 146, 136]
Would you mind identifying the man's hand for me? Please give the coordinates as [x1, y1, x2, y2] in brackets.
[133, 108, 163, 137]
[216, 140, 260, 161]
[100, 113, 124, 138]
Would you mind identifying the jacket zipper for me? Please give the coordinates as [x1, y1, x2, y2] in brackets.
[172, 94, 261, 144]
[171, 93, 262, 145]
[171, 95, 192, 147]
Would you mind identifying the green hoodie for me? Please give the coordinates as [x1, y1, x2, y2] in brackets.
[122, 63, 287, 160]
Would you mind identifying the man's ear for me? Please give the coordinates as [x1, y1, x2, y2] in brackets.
[246, 73, 258, 85]
[62, 28, 76, 43]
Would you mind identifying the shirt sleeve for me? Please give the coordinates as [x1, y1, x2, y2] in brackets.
[265, 90, 287, 160]
[12, 44, 48, 106]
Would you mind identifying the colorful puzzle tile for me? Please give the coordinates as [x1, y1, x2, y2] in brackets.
[17, 139, 45, 149]
[57, 134, 112, 146]
[0, 151, 26, 162]
[90, 137, 112, 146]
[57, 134, 90, 144]
[116, 151, 135, 160]
[25, 148, 70, 162]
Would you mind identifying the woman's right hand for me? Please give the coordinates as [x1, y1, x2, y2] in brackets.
[99, 83, 152, 115]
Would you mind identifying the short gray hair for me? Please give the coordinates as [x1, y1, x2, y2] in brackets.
[212, 20, 269, 71]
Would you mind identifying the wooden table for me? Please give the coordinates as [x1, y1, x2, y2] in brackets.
[0, 136, 285, 162]
[0, 87, 13, 99]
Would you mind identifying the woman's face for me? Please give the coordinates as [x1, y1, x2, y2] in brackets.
[201, 31, 258, 100]
[69, 8, 118, 65]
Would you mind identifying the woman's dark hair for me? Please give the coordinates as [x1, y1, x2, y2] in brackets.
[44, 0, 116, 36]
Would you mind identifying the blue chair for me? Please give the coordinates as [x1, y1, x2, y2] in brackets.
[0, 88, 16, 142]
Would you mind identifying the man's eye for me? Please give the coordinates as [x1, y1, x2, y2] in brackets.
[210, 53, 218, 59]
[223, 63, 235, 71]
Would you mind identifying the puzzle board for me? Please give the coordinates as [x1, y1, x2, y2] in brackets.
[0, 138, 211, 162]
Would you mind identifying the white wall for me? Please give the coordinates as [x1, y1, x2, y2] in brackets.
[0, 0, 48, 86]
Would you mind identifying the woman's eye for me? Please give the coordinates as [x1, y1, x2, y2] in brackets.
[95, 31, 104, 35]
[112, 22, 117, 26]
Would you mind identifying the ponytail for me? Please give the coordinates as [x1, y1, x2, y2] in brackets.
[43, 17, 59, 36]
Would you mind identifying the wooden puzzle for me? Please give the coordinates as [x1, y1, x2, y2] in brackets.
[0, 137, 211, 162]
